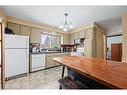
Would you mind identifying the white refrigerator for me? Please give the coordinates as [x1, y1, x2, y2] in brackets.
[5, 34, 29, 78]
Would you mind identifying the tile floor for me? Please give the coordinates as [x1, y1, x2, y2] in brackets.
[4, 66, 67, 89]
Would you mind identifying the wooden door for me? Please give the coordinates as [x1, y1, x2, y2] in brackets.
[111, 43, 122, 61]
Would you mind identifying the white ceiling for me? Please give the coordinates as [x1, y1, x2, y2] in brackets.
[0, 6, 126, 32]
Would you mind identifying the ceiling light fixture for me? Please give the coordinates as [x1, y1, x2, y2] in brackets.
[59, 13, 74, 31]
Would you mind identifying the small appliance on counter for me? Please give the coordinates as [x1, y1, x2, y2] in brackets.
[30, 43, 40, 53]
[32, 47, 37, 53]
[61, 44, 76, 52]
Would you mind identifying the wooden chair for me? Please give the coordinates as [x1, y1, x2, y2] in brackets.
[58, 76, 81, 89]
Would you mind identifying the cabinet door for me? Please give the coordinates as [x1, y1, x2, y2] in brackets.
[84, 39, 93, 57]
[62, 34, 69, 44]
[85, 28, 93, 39]
[46, 54, 56, 68]
[51, 54, 59, 66]
[69, 34, 74, 44]
[20, 25, 31, 36]
[79, 30, 85, 38]
[7, 22, 20, 35]
[74, 32, 79, 40]
[53, 53, 69, 66]
[52, 53, 61, 66]
[30, 28, 41, 43]
[46, 53, 70, 68]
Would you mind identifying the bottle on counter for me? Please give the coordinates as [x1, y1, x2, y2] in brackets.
[32, 47, 37, 53]
[61, 47, 63, 52]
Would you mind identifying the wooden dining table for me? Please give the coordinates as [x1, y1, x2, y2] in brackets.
[53, 56, 127, 89]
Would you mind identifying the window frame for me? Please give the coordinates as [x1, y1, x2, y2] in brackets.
[40, 32, 61, 49]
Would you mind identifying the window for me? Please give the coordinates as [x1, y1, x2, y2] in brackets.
[40, 33, 61, 49]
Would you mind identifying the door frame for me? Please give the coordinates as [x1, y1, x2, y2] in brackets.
[106, 34, 122, 60]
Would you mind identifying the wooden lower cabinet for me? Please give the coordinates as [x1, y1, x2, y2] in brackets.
[46, 52, 70, 68]
[46, 54, 56, 68]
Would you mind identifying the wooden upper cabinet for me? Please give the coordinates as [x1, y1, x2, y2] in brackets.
[30, 27, 41, 43]
[69, 31, 86, 44]
[85, 28, 94, 39]
[74, 32, 79, 40]
[20, 25, 31, 36]
[7, 22, 31, 36]
[79, 30, 86, 38]
[62, 34, 69, 45]
[69, 34, 74, 44]
[7, 22, 20, 35]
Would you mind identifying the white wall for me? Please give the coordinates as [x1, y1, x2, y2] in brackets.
[107, 36, 122, 51]
[106, 25, 122, 36]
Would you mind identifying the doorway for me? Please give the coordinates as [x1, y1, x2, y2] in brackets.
[106, 34, 122, 61]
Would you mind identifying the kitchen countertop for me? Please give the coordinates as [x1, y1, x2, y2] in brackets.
[30, 51, 70, 54]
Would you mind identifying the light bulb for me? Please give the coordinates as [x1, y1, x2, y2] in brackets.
[63, 28, 68, 31]
[59, 24, 64, 29]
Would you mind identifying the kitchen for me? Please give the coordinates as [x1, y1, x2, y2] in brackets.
[0, 15, 106, 89]
[5, 22, 84, 73]
[5, 21, 105, 74]
[0, 6, 127, 89]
